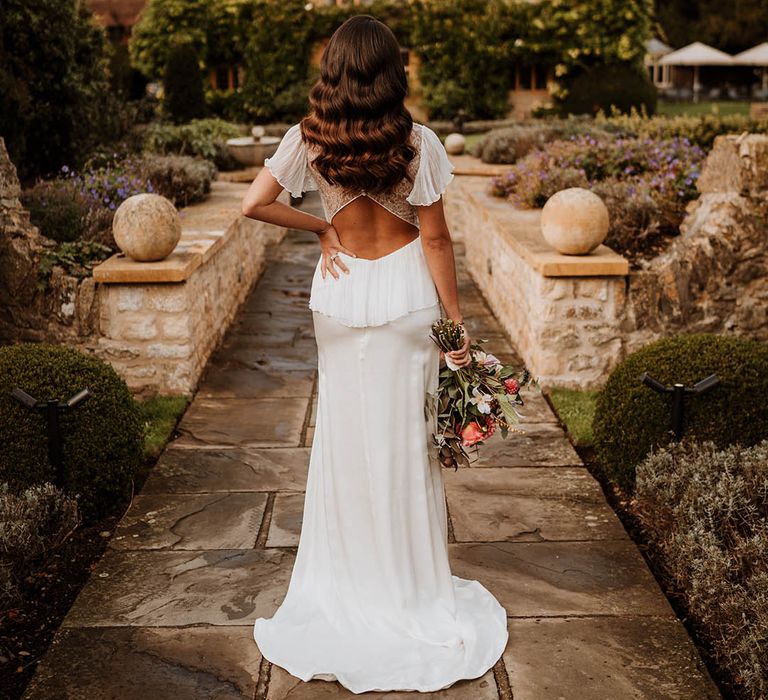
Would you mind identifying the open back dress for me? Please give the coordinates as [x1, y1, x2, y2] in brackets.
[252, 121, 508, 694]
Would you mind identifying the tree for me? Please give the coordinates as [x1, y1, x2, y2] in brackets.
[656, 0, 768, 54]
[0, 0, 113, 181]
[129, 0, 212, 80]
[410, 0, 520, 120]
[164, 42, 207, 123]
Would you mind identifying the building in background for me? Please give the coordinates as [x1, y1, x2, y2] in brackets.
[86, 0, 553, 118]
[87, 0, 146, 43]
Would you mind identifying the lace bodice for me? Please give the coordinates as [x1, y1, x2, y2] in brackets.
[264, 122, 455, 228]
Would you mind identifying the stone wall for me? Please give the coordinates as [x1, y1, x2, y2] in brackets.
[1, 136, 287, 397]
[624, 134, 768, 352]
[445, 134, 768, 388]
[0, 138, 98, 344]
[92, 210, 285, 397]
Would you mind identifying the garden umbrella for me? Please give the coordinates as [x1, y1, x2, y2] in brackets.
[733, 42, 768, 92]
[659, 41, 734, 102]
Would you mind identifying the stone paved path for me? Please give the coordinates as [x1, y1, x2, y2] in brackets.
[25, 193, 720, 699]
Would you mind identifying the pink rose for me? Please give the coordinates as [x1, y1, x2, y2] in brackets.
[460, 421, 484, 447]
[461, 418, 496, 447]
[504, 378, 520, 394]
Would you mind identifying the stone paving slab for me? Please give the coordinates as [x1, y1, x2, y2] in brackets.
[449, 542, 674, 618]
[175, 397, 309, 447]
[503, 616, 721, 699]
[111, 493, 268, 550]
[142, 447, 311, 494]
[197, 362, 315, 400]
[216, 336, 318, 372]
[467, 424, 580, 467]
[231, 308, 314, 333]
[445, 467, 627, 542]
[267, 493, 306, 547]
[24, 626, 261, 700]
[266, 666, 498, 699]
[63, 549, 295, 628]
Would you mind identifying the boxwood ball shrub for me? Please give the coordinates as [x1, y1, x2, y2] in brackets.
[0, 344, 143, 521]
[593, 334, 768, 491]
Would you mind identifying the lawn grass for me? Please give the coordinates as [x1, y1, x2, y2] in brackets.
[547, 387, 599, 447]
[137, 394, 190, 459]
[463, 132, 485, 153]
[657, 100, 750, 117]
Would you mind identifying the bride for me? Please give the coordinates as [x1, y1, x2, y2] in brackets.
[241, 14, 508, 694]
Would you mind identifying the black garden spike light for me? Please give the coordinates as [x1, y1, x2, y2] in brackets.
[10, 386, 93, 486]
[639, 372, 720, 440]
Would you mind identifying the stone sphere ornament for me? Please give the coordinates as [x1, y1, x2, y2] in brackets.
[112, 193, 182, 262]
[444, 133, 466, 155]
[541, 188, 610, 255]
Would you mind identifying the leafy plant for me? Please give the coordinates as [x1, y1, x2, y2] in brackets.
[143, 118, 242, 164]
[37, 241, 113, 290]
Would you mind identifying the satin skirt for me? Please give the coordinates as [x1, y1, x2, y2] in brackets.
[253, 245, 508, 694]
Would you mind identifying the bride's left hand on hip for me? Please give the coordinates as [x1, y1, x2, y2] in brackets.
[318, 224, 356, 280]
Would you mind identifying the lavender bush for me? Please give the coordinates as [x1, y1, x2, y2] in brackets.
[490, 135, 705, 262]
[635, 440, 768, 699]
[23, 154, 215, 249]
[0, 482, 80, 606]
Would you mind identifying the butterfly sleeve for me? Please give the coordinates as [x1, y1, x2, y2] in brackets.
[263, 123, 318, 197]
[406, 125, 455, 206]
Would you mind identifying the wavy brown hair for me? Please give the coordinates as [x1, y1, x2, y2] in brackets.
[300, 15, 415, 194]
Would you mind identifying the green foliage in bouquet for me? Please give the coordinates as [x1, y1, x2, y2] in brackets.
[427, 319, 533, 469]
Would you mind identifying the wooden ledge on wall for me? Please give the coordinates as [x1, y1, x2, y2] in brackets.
[92, 229, 229, 284]
[469, 187, 629, 277]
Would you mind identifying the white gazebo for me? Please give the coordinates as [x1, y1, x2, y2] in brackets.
[659, 41, 734, 102]
[733, 42, 768, 95]
[645, 38, 673, 88]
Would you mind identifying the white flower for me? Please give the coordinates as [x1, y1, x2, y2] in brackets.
[469, 387, 493, 414]
[474, 350, 502, 375]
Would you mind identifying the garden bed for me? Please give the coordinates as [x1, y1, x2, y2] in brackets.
[546, 340, 768, 700]
[0, 395, 188, 700]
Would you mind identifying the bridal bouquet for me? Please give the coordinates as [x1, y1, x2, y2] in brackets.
[427, 319, 534, 470]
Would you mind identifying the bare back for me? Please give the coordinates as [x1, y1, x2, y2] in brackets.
[330, 196, 419, 260]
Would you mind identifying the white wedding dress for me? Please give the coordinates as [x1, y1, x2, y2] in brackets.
[252, 122, 508, 694]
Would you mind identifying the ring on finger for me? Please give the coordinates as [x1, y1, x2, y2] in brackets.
[330, 252, 339, 261]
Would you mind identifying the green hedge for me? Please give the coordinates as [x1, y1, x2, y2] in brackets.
[593, 334, 768, 491]
[561, 64, 657, 116]
[130, 0, 654, 122]
[0, 344, 143, 521]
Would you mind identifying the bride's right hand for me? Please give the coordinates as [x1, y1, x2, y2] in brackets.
[445, 324, 471, 368]
[318, 224, 356, 280]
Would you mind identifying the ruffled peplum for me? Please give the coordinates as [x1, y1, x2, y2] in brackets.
[308, 237, 440, 328]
